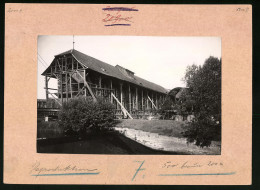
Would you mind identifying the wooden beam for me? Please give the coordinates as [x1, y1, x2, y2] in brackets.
[45, 76, 48, 101]
[76, 70, 97, 102]
[47, 90, 62, 106]
[148, 95, 157, 110]
[111, 93, 133, 119]
[55, 61, 57, 72]
[136, 87, 138, 110]
[99, 76, 102, 96]
[156, 93, 158, 109]
[70, 74, 73, 98]
[111, 80, 113, 103]
[129, 84, 131, 113]
[120, 83, 123, 104]
[66, 73, 68, 101]
[57, 59, 61, 71]
[65, 58, 67, 71]
[75, 86, 85, 97]
[72, 58, 74, 70]
[84, 70, 87, 97]
[60, 74, 63, 105]
[44, 87, 58, 91]
[141, 89, 143, 111]
[146, 91, 149, 109]
[152, 93, 154, 109]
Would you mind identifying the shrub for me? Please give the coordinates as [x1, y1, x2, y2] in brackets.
[58, 96, 115, 136]
[182, 114, 221, 147]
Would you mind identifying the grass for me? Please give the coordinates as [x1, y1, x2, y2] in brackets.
[115, 119, 188, 138]
[38, 119, 189, 139]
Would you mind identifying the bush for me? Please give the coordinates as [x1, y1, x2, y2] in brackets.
[182, 114, 221, 147]
[58, 96, 115, 136]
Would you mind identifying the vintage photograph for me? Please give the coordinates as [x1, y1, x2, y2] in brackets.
[37, 36, 221, 155]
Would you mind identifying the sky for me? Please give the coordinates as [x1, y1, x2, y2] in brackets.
[37, 36, 221, 99]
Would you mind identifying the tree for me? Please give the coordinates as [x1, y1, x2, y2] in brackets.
[182, 56, 221, 147]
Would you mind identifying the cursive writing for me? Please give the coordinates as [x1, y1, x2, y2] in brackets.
[30, 161, 98, 176]
[102, 6, 138, 26]
[236, 7, 249, 12]
[162, 161, 223, 169]
[103, 13, 133, 24]
[7, 8, 22, 13]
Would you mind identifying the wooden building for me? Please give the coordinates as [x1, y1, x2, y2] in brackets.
[42, 49, 168, 119]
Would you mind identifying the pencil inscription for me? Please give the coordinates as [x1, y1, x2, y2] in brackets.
[162, 161, 224, 169]
[7, 8, 22, 13]
[102, 6, 138, 26]
[30, 161, 99, 177]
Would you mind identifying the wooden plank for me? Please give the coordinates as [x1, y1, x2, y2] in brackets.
[76, 70, 97, 102]
[47, 90, 62, 106]
[148, 95, 157, 110]
[75, 86, 85, 97]
[44, 87, 58, 91]
[112, 93, 133, 119]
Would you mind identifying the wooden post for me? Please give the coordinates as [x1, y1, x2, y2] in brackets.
[159, 95, 162, 109]
[70, 74, 73, 98]
[61, 74, 63, 105]
[136, 87, 138, 110]
[72, 58, 74, 70]
[141, 89, 144, 111]
[110, 80, 113, 103]
[156, 93, 158, 109]
[129, 84, 131, 113]
[45, 76, 48, 101]
[65, 57, 67, 71]
[99, 76, 102, 96]
[84, 70, 87, 97]
[77, 73, 80, 96]
[66, 73, 68, 101]
[120, 83, 123, 104]
[146, 91, 149, 110]
[151, 93, 154, 110]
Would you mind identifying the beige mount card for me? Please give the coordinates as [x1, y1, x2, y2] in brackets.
[4, 4, 252, 185]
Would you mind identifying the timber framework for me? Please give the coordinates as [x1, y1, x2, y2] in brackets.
[42, 49, 168, 119]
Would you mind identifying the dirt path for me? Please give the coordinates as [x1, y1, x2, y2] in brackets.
[114, 127, 221, 155]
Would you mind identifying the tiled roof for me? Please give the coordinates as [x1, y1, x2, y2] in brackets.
[44, 49, 168, 94]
